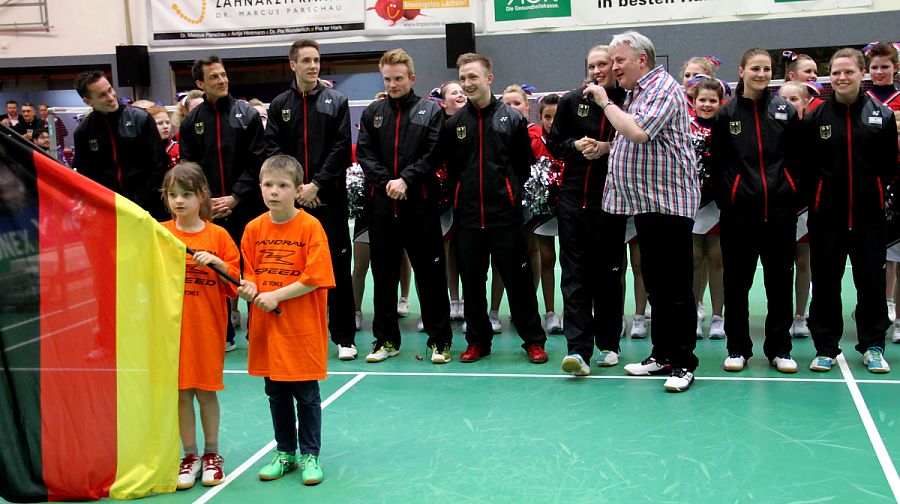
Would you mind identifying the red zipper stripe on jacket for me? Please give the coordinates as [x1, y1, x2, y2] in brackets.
[393, 101, 401, 217]
[212, 101, 226, 197]
[815, 180, 823, 212]
[846, 105, 853, 230]
[584, 113, 608, 208]
[753, 100, 768, 221]
[478, 107, 485, 229]
[453, 180, 461, 208]
[783, 168, 796, 192]
[731, 174, 741, 205]
[302, 96, 309, 184]
[504, 178, 515, 207]
[105, 120, 122, 190]
[877, 178, 885, 211]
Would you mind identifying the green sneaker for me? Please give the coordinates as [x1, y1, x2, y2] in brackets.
[258, 451, 298, 481]
[300, 454, 324, 486]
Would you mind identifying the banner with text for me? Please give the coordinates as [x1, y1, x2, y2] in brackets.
[486, 0, 872, 32]
[149, 0, 478, 46]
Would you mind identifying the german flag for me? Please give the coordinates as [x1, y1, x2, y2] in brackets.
[0, 127, 184, 501]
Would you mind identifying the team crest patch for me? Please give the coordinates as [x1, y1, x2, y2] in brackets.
[281, 109, 291, 122]
[456, 126, 466, 139]
[819, 125, 832, 139]
[194, 122, 204, 135]
[729, 121, 741, 135]
[88, 139, 99, 152]
[577, 103, 590, 117]
[374, 115, 383, 128]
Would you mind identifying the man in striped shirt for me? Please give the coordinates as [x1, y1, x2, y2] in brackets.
[584, 30, 700, 392]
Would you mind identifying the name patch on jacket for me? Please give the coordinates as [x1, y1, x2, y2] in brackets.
[869, 111, 883, 125]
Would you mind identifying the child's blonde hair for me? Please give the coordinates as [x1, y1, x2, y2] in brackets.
[779, 80, 809, 100]
[161, 162, 212, 220]
[260, 154, 304, 187]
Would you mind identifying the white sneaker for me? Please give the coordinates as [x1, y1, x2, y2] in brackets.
[708, 315, 725, 340]
[595, 350, 619, 367]
[544, 312, 563, 334]
[630, 314, 647, 339]
[177, 454, 202, 490]
[697, 303, 706, 322]
[224, 340, 237, 352]
[338, 344, 357, 361]
[789, 315, 810, 338]
[354, 311, 362, 331]
[397, 297, 410, 317]
[864, 347, 891, 373]
[620, 316, 627, 339]
[770, 354, 798, 373]
[417, 319, 425, 332]
[644, 305, 652, 319]
[723, 354, 746, 371]
[489, 311, 502, 333]
[696, 318, 704, 339]
[431, 345, 451, 364]
[230, 310, 241, 329]
[809, 355, 835, 372]
[450, 300, 464, 321]
[624, 356, 669, 376]
[365, 342, 399, 363]
[664, 368, 694, 392]
[889, 300, 896, 322]
[892, 320, 900, 344]
[561, 354, 590, 376]
[200, 453, 225, 487]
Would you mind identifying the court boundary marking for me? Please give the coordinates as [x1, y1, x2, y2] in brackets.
[190, 373, 367, 504]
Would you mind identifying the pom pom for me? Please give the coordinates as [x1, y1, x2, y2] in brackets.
[802, 81, 825, 96]
[520, 84, 536, 95]
[434, 166, 452, 213]
[345, 163, 368, 220]
[522, 156, 564, 216]
[862, 42, 881, 55]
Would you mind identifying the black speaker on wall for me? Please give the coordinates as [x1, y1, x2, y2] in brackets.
[116, 45, 151, 87]
[445, 23, 475, 69]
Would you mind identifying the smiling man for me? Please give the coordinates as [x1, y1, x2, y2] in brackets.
[265, 39, 356, 360]
[583, 31, 700, 392]
[180, 55, 267, 351]
[356, 48, 452, 364]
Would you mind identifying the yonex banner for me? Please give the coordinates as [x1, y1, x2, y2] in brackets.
[149, 0, 480, 46]
[486, 0, 872, 31]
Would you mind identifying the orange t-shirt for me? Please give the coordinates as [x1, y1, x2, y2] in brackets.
[162, 220, 240, 391]
[241, 210, 335, 381]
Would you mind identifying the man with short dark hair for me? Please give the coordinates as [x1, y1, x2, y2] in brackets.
[442, 52, 548, 364]
[32, 128, 51, 152]
[72, 70, 166, 217]
[13, 102, 45, 141]
[584, 30, 700, 392]
[265, 39, 357, 360]
[1, 100, 19, 127]
[180, 55, 267, 350]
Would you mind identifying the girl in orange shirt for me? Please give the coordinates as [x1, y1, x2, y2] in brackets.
[161, 162, 240, 490]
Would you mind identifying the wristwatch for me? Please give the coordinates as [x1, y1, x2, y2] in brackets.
[599, 99, 612, 110]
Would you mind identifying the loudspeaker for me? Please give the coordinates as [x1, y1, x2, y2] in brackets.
[116, 45, 150, 87]
[445, 23, 476, 69]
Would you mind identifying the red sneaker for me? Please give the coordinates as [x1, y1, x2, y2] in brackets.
[526, 344, 548, 364]
[460, 345, 487, 362]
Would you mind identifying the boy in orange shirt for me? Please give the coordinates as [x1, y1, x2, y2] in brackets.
[237, 154, 336, 485]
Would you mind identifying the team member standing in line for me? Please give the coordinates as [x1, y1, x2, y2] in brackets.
[442, 52, 548, 364]
[710, 49, 803, 373]
[803, 48, 898, 373]
[356, 49, 453, 364]
[265, 39, 357, 360]
[549, 44, 626, 376]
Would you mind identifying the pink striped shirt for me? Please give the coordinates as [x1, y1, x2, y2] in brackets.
[603, 65, 700, 218]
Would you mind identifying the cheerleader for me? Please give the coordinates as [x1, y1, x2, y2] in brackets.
[784, 51, 824, 112]
[803, 48, 898, 372]
[681, 56, 719, 118]
[688, 77, 727, 340]
[710, 48, 803, 373]
[148, 105, 179, 169]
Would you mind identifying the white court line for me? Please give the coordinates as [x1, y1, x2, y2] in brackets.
[224, 369, 851, 384]
[0, 299, 96, 333]
[3, 317, 97, 352]
[837, 354, 900, 502]
[191, 372, 367, 504]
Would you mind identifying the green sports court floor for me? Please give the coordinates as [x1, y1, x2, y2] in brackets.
[7, 264, 900, 503]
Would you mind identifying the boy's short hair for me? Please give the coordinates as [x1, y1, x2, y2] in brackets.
[456, 53, 492, 74]
[33, 127, 49, 138]
[379, 48, 415, 75]
[75, 70, 107, 99]
[192, 55, 223, 83]
[260, 154, 304, 187]
[866, 42, 899, 66]
[289, 39, 320, 61]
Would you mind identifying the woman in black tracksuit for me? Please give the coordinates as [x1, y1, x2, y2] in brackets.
[710, 48, 803, 373]
[803, 48, 899, 373]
